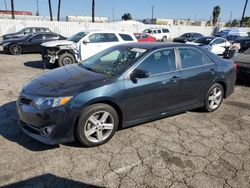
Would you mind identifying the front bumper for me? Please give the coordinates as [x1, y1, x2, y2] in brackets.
[17, 92, 77, 145]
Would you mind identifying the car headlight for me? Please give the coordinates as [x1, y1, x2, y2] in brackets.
[33, 96, 72, 110]
[2, 42, 10, 47]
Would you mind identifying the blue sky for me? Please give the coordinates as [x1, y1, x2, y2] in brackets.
[0, 0, 249, 21]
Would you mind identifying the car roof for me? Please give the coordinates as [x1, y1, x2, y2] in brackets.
[117, 42, 201, 50]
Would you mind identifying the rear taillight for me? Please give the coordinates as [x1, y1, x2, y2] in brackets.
[233, 64, 238, 71]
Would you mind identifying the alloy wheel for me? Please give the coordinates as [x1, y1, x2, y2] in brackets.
[208, 87, 222, 110]
[84, 111, 114, 143]
[9, 45, 21, 55]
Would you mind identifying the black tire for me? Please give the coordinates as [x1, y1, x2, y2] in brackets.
[9, 44, 22, 55]
[162, 36, 167, 42]
[75, 103, 119, 147]
[203, 83, 224, 112]
[58, 53, 75, 67]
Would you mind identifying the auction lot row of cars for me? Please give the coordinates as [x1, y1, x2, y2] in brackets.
[0, 26, 249, 147]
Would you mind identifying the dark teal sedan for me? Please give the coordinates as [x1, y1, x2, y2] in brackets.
[17, 43, 236, 147]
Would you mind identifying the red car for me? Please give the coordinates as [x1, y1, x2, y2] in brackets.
[134, 33, 157, 42]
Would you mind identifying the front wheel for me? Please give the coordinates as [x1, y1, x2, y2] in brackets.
[58, 53, 75, 67]
[75, 104, 119, 147]
[9, 44, 22, 55]
[162, 36, 167, 42]
[203, 83, 224, 112]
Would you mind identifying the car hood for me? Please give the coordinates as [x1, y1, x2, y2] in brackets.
[185, 41, 201, 45]
[174, 37, 187, 41]
[41, 40, 74, 47]
[3, 32, 23, 38]
[2, 37, 23, 44]
[22, 64, 109, 96]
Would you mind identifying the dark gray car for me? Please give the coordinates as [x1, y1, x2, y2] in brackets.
[2, 27, 51, 40]
[17, 43, 236, 147]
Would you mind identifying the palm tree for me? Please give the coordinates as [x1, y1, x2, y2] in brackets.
[92, 0, 95, 23]
[241, 0, 248, 27]
[11, 0, 15, 19]
[48, 0, 53, 21]
[57, 0, 61, 21]
[122, 13, 132, 21]
[212, 6, 221, 26]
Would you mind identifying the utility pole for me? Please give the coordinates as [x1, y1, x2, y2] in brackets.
[92, 0, 95, 23]
[11, 0, 14, 19]
[36, 0, 40, 16]
[151, 6, 154, 24]
[57, 0, 61, 21]
[4, 0, 7, 11]
[48, 0, 53, 21]
[241, 0, 248, 27]
[112, 7, 114, 22]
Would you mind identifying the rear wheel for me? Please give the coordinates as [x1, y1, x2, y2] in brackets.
[9, 44, 22, 55]
[203, 83, 224, 112]
[58, 53, 75, 67]
[162, 36, 167, 42]
[75, 104, 119, 147]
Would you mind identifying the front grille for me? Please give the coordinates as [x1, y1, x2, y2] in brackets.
[21, 121, 41, 134]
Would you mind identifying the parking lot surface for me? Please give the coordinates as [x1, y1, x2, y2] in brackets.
[0, 49, 250, 188]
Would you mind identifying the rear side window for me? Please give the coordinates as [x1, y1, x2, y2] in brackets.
[157, 30, 162, 33]
[137, 49, 176, 75]
[179, 48, 213, 69]
[119, 34, 134, 41]
[162, 29, 169, 33]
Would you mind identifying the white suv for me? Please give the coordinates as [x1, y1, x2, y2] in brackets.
[41, 31, 137, 66]
[143, 28, 170, 42]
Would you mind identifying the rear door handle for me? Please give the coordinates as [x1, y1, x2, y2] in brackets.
[170, 76, 180, 83]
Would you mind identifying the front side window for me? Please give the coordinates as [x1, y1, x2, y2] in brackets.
[31, 34, 43, 41]
[157, 30, 162, 33]
[136, 49, 176, 75]
[44, 34, 59, 40]
[162, 29, 169, 33]
[88, 33, 119, 43]
[80, 46, 147, 76]
[179, 48, 213, 69]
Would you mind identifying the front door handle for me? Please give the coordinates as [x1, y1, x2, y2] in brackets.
[210, 68, 216, 75]
[170, 76, 180, 83]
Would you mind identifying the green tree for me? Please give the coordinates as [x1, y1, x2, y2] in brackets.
[231, 19, 239, 27]
[242, 17, 250, 27]
[122, 13, 132, 21]
[212, 6, 221, 26]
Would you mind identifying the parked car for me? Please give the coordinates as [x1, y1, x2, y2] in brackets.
[186, 36, 231, 55]
[232, 48, 250, 81]
[216, 29, 248, 39]
[223, 37, 250, 59]
[134, 33, 156, 42]
[173, 32, 203, 43]
[41, 31, 137, 67]
[2, 32, 66, 55]
[2, 27, 51, 40]
[143, 28, 170, 42]
[17, 43, 236, 147]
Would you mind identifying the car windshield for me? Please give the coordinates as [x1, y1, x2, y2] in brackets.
[68, 32, 88, 43]
[79, 46, 148, 76]
[180, 33, 190, 37]
[193, 37, 214, 45]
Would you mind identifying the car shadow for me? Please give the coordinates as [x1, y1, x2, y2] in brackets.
[24, 61, 56, 70]
[236, 78, 250, 87]
[0, 101, 59, 151]
[1, 173, 101, 188]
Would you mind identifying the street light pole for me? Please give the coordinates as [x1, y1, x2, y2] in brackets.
[48, 0, 53, 21]
[36, 0, 40, 16]
[4, 0, 8, 11]
[240, 0, 248, 27]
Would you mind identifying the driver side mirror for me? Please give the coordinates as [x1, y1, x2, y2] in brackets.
[130, 69, 149, 83]
[83, 38, 90, 44]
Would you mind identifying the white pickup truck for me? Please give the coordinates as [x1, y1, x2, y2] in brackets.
[41, 31, 137, 66]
